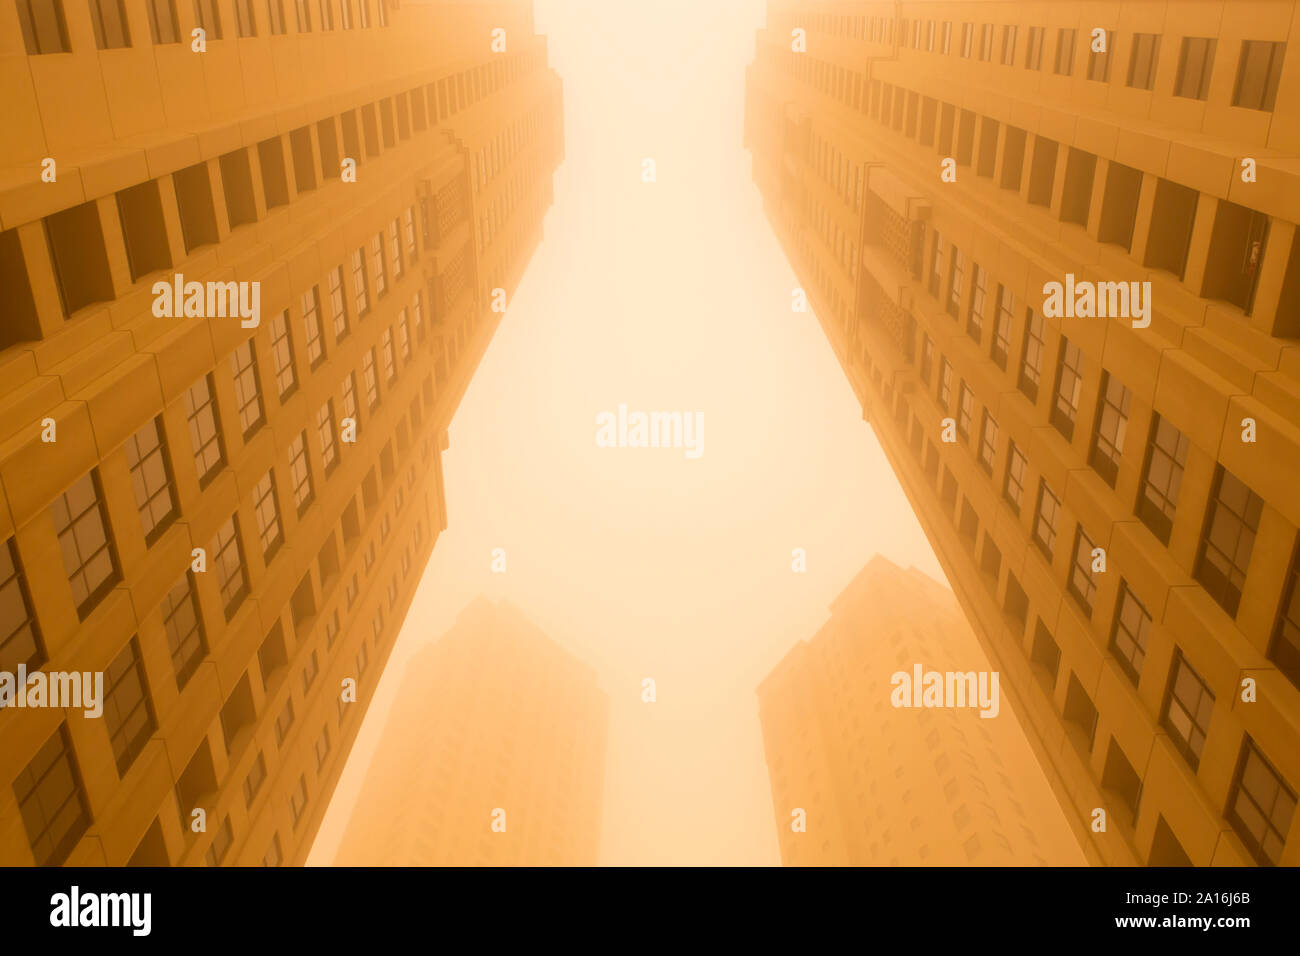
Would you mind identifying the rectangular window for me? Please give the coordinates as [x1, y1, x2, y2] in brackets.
[301, 286, 325, 369]
[125, 417, 178, 545]
[1003, 442, 1027, 514]
[160, 572, 205, 688]
[17, 0, 71, 53]
[315, 725, 331, 769]
[991, 286, 1013, 369]
[1110, 582, 1151, 684]
[1127, 33, 1161, 90]
[371, 232, 387, 298]
[351, 247, 369, 316]
[343, 372, 359, 425]
[265, 0, 285, 34]
[1227, 739, 1296, 866]
[269, 311, 297, 399]
[90, 0, 131, 48]
[1067, 526, 1098, 616]
[928, 230, 944, 298]
[1270, 541, 1300, 691]
[302, 650, 319, 692]
[316, 401, 338, 475]
[1161, 650, 1215, 770]
[381, 328, 396, 383]
[403, 206, 417, 258]
[316, 0, 330, 30]
[960, 22, 972, 58]
[967, 263, 987, 341]
[1033, 479, 1061, 560]
[293, 0, 309, 31]
[1051, 337, 1084, 440]
[234, 0, 256, 35]
[103, 637, 156, 776]
[1018, 309, 1045, 402]
[1088, 28, 1115, 81]
[1089, 371, 1131, 487]
[252, 470, 283, 560]
[328, 265, 349, 339]
[1025, 26, 1045, 70]
[363, 350, 379, 409]
[264, 833, 283, 866]
[230, 340, 265, 438]
[184, 374, 225, 488]
[1194, 467, 1263, 618]
[938, 357, 953, 409]
[1137, 414, 1189, 544]
[290, 774, 309, 827]
[920, 335, 934, 386]
[211, 515, 248, 620]
[1175, 37, 1217, 99]
[14, 725, 90, 865]
[398, 313, 411, 361]
[957, 384, 974, 443]
[146, 0, 179, 43]
[388, 219, 403, 279]
[1000, 25, 1017, 66]
[1234, 40, 1287, 111]
[978, 411, 998, 475]
[243, 752, 267, 807]
[288, 431, 314, 514]
[192, 0, 221, 38]
[52, 471, 120, 618]
[1054, 28, 1076, 75]
[946, 247, 966, 319]
[0, 538, 43, 673]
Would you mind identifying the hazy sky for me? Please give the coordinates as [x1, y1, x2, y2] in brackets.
[309, 0, 947, 866]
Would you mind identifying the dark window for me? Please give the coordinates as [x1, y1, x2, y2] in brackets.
[0, 538, 44, 673]
[1033, 478, 1061, 560]
[17, 0, 71, 53]
[211, 515, 248, 620]
[1054, 27, 1075, 75]
[1161, 650, 1215, 770]
[1110, 581, 1151, 684]
[268, 310, 298, 399]
[160, 572, 205, 688]
[1227, 739, 1296, 866]
[204, 815, 233, 865]
[13, 725, 91, 865]
[125, 416, 178, 545]
[1088, 27, 1114, 81]
[956, 383, 974, 443]
[1127, 32, 1161, 90]
[1194, 467, 1262, 618]
[991, 286, 1014, 369]
[1050, 336, 1084, 440]
[1233, 40, 1286, 111]
[1018, 309, 1045, 401]
[230, 340, 264, 438]
[977, 411, 998, 475]
[45, 202, 115, 316]
[251, 470, 283, 561]
[1064, 673, 1099, 752]
[1003, 442, 1027, 514]
[192, 0, 221, 37]
[1088, 371, 1131, 487]
[103, 637, 157, 776]
[52, 470, 120, 618]
[1067, 526, 1098, 617]
[1175, 37, 1216, 99]
[1269, 540, 1300, 691]
[1136, 414, 1189, 544]
[184, 374, 225, 488]
[146, 0, 179, 43]
[90, 0, 131, 48]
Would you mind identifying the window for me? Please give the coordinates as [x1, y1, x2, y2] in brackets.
[1161, 650, 1214, 770]
[991, 286, 1013, 369]
[252, 470, 283, 560]
[275, 698, 295, 747]
[398, 313, 411, 360]
[302, 650, 319, 692]
[314, 726, 331, 769]
[0, 538, 43, 673]
[1031, 619, 1061, 685]
[956, 384, 974, 442]
[125, 417, 178, 544]
[146, 0, 180, 42]
[184, 374, 225, 488]
[1003, 442, 1027, 514]
[960, 22, 972, 58]
[265, 0, 285, 34]
[1067, 526, 1098, 616]
[1127, 33, 1161, 90]
[1054, 28, 1076, 75]
[967, 263, 987, 341]
[920, 336, 934, 386]
[389, 219, 403, 278]
[941, 20, 951, 55]
[351, 247, 369, 316]
[371, 233, 387, 298]
[382, 327, 396, 383]
[1088, 28, 1115, 81]
[90, 0, 131, 48]
[234, 0, 256, 35]
[293, 0, 309, 30]
[243, 752, 267, 807]
[328, 265, 349, 339]
[946, 247, 966, 318]
[1271, 542, 1300, 690]
[103, 637, 156, 776]
[977, 411, 998, 475]
[14, 725, 90, 866]
[301, 286, 325, 369]
[928, 230, 944, 298]
[230, 340, 265, 438]
[290, 775, 309, 827]
[1000, 25, 1017, 66]
[211, 515, 248, 620]
[192, 0, 221, 38]
[269, 310, 298, 399]
[160, 572, 205, 688]
[403, 206, 417, 258]
[1050, 337, 1084, 440]
[1233, 40, 1287, 111]
[1137, 414, 1190, 544]
[263, 833, 283, 866]
[1110, 582, 1151, 684]
[938, 357, 953, 409]
[1033, 479, 1061, 560]
[1089, 372, 1131, 487]
[53, 471, 119, 618]
[316, 401, 338, 474]
[1227, 739, 1296, 866]
[343, 372, 359, 425]
[1018, 309, 1045, 401]
[1195, 467, 1262, 617]
[363, 349, 379, 409]
[17, 0, 71, 53]
[1175, 37, 1217, 99]
[1063, 674, 1099, 752]
[1024, 26, 1044, 70]
[288, 431, 314, 514]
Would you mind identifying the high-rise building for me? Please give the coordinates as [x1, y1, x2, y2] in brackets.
[758, 555, 1085, 865]
[334, 596, 607, 866]
[746, 2, 1300, 865]
[0, 0, 562, 866]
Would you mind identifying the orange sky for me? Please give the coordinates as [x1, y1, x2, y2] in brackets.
[308, 0, 948, 866]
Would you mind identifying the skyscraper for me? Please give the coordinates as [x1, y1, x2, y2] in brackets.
[334, 596, 607, 866]
[746, 1, 1300, 865]
[0, 0, 561, 866]
[759, 555, 1085, 865]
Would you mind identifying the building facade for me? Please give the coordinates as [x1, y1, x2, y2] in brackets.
[0, 0, 562, 866]
[334, 597, 608, 866]
[746, 1, 1300, 865]
[759, 555, 1085, 865]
